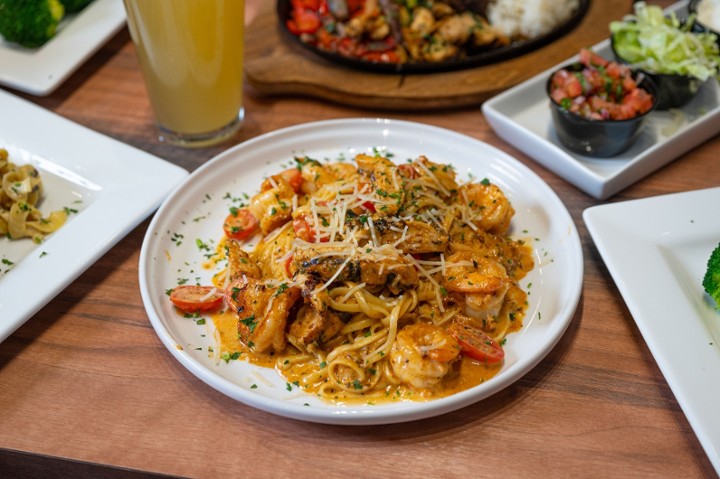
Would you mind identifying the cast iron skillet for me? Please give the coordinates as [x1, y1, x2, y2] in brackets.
[276, 0, 591, 74]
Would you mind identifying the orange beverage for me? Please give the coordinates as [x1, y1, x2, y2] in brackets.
[123, 0, 245, 147]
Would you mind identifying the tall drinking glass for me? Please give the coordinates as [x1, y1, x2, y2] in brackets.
[123, 0, 245, 148]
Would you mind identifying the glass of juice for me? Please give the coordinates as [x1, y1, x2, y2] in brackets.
[123, 0, 245, 148]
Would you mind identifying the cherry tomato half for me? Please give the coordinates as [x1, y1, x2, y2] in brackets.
[293, 215, 321, 242]
[223, 207, 259, 241]
[447, 322, 505, 364]
[169, 285, 224, 313]
[361, 200, 376, 213]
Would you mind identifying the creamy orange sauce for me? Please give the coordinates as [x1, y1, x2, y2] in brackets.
[211, 297, 525, 404]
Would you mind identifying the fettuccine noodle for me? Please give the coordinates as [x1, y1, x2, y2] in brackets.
[0, 148, 67, 242]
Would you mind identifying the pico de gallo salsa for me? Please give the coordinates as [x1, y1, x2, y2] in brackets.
[548, 49, 655, 121]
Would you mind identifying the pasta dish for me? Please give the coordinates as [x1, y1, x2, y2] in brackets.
[1, 148, 67, 242]
[168, 152, 534, 403]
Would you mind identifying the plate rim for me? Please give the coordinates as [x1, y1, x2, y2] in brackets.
[139, 117, 584, 425]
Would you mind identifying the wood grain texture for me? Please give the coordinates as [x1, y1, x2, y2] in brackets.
[245, 0, 633, 110]
[1, 1, 719, 478]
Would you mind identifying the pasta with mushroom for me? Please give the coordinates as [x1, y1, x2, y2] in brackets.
[0, 148, 67, 243]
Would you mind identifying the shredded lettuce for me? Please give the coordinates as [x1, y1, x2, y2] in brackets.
[610, 2, 720, 81]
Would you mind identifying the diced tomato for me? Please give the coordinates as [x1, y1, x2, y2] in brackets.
[622, 75, 637, 93]
[288, 7, 321, 34]
[337, 36, 361, 58]
[346, 0, 365, 16]
[579, 48, 608, 68]
[623, 87, 654, 114]
[447, 322, 505, 364]
[550, 50, 654, 120]
[361, 50, 401, 64]
[315, 27, 337, 49]
[286, 19, 301, 35]
[361, 200, 376, 213]
[169, 285, 224, 313]
[550, 87, 568, 104]
[223, 207, 259, 240]
[290, 0, 319, 9]
[565, 74, 584, 97]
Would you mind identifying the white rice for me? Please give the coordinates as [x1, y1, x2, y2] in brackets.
[487, 0, 581, 39]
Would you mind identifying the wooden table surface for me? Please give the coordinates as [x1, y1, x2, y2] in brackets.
[2, 1, 719, 477]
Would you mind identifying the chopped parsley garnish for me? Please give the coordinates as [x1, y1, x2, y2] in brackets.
[240, 315, 258, 333]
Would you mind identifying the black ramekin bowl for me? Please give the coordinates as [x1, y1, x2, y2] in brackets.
[546, 63, 658, 157]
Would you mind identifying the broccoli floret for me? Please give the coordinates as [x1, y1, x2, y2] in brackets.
[60, 0, 93, 14]
[703, 243, 720, 308]
[0, 0, 65, 49]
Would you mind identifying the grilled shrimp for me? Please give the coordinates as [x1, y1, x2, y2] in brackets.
[463, 282, 510, 321]
[458, 181, 514, 235]
[443, 251, 511, 320]
[298, 158, 340, 195]
[390, 323, 460, 389]
[225, 277, 301, 353]
[248, 179, 295, 235]
[443, 251, 510, 293]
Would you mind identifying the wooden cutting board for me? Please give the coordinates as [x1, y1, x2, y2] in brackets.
[245, 0, 634, 110]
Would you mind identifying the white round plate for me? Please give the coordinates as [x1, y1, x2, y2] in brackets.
[139, 118, 583, 425]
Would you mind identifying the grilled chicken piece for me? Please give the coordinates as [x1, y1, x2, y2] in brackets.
[292, 245, 419, 289]
[226, 278, 301, 353]
[355, 153, 404, 216]
[289, 306, 344, 346]
[376, 219, 449, 254]
[226, 239, 261, 281]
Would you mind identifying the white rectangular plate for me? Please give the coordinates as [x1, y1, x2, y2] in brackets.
[0, 89, 188, 343]
[584, 187, 720, 474]
[482, 2, 720, 200]
[0, 0, 126, 96]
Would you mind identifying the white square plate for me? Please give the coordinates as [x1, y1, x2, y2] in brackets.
[0, 0, 126, 96]
[482, 2, 720, 200]
[584, 187, 720, 474]
[0, 89, 188, 342]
